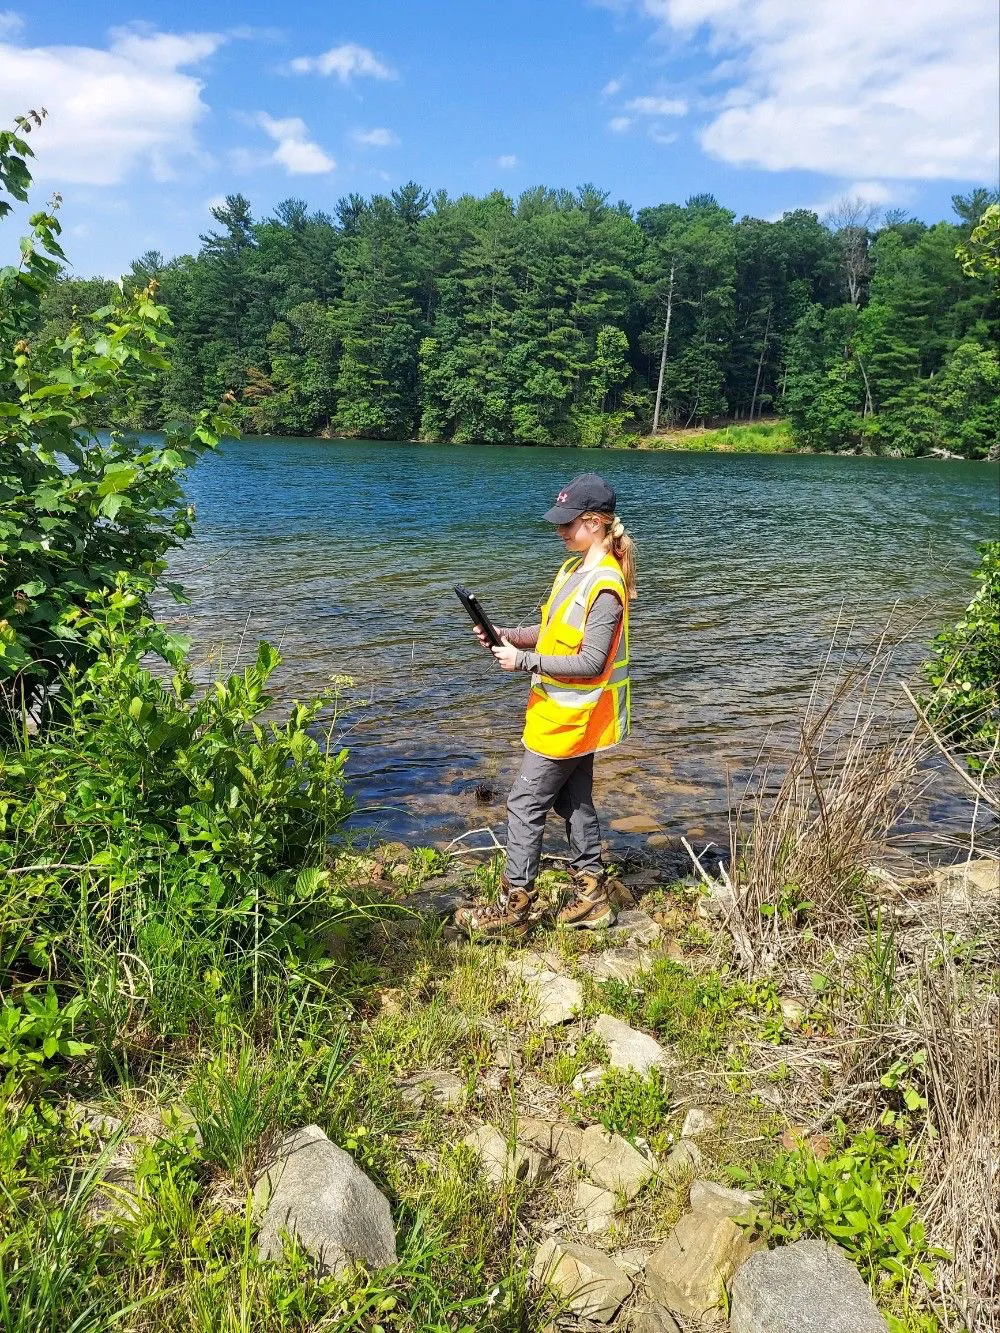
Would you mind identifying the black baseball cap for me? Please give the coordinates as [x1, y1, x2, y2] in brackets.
[542, 473, 617, 523]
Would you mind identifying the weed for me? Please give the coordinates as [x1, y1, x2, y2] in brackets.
[575, 1068, 672, 1142]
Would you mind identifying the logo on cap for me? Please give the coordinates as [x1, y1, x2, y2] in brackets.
[556, 490, 569, 503]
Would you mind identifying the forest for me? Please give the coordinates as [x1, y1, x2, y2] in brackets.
[40, 185, 999, 456]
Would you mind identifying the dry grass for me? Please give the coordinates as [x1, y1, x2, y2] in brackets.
[915, 942, 1000, 1333]
[727, 624, 937, 968]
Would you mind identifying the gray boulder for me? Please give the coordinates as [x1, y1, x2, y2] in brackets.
[730, 1239, 888, 1333]
[254, 1125, 396, 1275]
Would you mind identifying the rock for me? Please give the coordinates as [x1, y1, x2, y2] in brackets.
[696, 879, 737, 921]
[254, 1125, 396, 1275]
[462, 1124, 551, 1190]
[504, 956, 582, 1025]
[578, 1125, 655, 1200]
[729, 1239, 888, 1333]
[932, 857, 1000, 900]
[594, 1014, 670, 1077]
[611, 815, 662, 834]
[778, 998, 806, 1026]
[645, 1211, 751, 1321]
[535, 974, 585, 1026]
[400, 1069, 467, 1111]
[663, 1139, 702, 1178]
[406, 884, 469, 917]
[689, 1178, 759, 1220]
[609, 910, 663, 945]
[533, 1237, 633, 1322]
[590, 947, 653, 984]
[680, 1108, 715, 1139]
[629, 1307, 682, 1333]
[572, 1066, 606, 1093]
[516, 1117, 585, 1162]
[69, 1101, 124, 1140]
[575, 1179, 616, 1233]
[615, 1245, 655, 1275]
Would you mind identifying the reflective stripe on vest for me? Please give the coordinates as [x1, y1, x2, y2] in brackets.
[522, 553, 631, 759]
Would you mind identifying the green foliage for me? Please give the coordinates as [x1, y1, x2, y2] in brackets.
[0, 114, 235, 720]
[783, 202, 999, 457]
[38, 165, 999, 453]
[595, 960, 782, 1060]
[574, 1068, 671, 1141]
[922, 541, 1000, 772]
[745, 1131, 948, 1301]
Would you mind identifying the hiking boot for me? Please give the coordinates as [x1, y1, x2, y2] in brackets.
[556, 872, 617, 930]
[454, 879, 541, 941]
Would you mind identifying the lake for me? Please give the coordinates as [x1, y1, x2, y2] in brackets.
[162, 439, 999, 853]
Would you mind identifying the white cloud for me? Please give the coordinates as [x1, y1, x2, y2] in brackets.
[617, 0, 999, 179]
[625, 95, 688, 116]
[790, 179, 901, 220]
[0, 26, 224, 185]
[352, 127, 399, 147]
[608, 116, 632, 133]
[601, 77, 623, 97]
[648, 127, 678, 145]
[0, 11, 23, 36]
[256, 113, 335, 174]
[496, 153, 518, 168]
[290, 42, 394, 81]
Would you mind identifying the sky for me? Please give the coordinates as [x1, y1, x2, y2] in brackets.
[1, 0, 998, 277]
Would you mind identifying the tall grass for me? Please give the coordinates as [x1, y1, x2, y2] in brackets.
[727, 624, 935, 966]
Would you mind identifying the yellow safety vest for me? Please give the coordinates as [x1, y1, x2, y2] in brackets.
[522, 552, 630, 759]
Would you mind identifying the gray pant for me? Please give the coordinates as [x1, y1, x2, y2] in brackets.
[504, 750, 603, 889]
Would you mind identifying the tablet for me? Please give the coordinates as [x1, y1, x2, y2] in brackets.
[454, 584, 503, 649]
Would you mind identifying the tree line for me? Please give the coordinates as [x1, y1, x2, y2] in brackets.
[40, 185, 999, 456]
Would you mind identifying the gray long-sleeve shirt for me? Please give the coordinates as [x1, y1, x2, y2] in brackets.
[500, 568, 623, 679]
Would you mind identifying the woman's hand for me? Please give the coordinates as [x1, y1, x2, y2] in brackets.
[491, 637, 519, 671]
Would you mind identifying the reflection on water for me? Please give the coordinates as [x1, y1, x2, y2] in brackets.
[159, 439, 999, 852]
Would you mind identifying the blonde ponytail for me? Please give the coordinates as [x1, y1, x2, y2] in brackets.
[583, 511, 638, 600]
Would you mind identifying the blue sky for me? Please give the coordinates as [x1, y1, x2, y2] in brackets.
[2, 0, 997, 276]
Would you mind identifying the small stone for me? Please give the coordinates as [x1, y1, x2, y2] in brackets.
[663, 1139, 703, 1178]
[516, 1117, 585, 1162]
[504, 956, 582, 1025]
[578, 1125, 655, 1200]
[400, 1069, 467, 1111]
[696, 880, 737, 921]
[575, 1179, 616, 1233]
[645, 1211, 751, 1321]
[504, 952, 557, 982]
[629, 1307, 682, 1333]
[462, 1124, 550, 1190]
[931, 857, 1000, 900]
[729, 1239, 889, 1333]
[535, 973, 584, 1026]
[405, 885, 469, 917]
[533, 1237, 633, 1323]
[611, 815, 662, 834]
[778, 998, 806, 1026]
[69, 1101, 124, 1140]
[689, 1178, 759, 1220]
[615, 1245, 655, 1275]
[646, 834, 671, 849]
[680, 1108, 715, 1139]
[254, 1125, 396, 1276]
[590, 947, 653, 984]
[594, 1014, 670, 1077]
[610, 910, 663, 945]
[572, 1066, 606, 1093]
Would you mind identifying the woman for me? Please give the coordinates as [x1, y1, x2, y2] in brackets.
[456, 472, 636, 940]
